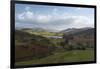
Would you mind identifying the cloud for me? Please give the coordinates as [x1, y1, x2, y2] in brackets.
[15, 6, 94, 31]
[36, 14, 51, 23]
[52, 8, 59, 15]
[16, 10, 34, 23]
[25, 6, 31, 11]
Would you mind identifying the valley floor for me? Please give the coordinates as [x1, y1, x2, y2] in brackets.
[15, 49, 94, 66]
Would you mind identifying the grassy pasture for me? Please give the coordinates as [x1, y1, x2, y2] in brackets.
[15, 49, 94, 66]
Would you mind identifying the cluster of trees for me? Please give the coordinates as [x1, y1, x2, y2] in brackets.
[59, 34, 94, 51]
[60, 41, 94, 51]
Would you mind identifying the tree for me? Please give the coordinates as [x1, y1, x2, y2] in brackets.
[63, 34, 74, 45]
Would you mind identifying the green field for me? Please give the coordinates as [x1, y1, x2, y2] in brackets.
[15, 49, 94, 66]
[22, 28, 63, 37]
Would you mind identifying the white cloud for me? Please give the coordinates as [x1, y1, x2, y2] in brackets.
[67, 16, 94, 28]
[52, 8, 58, 15]
[25, 6, 31, 11]
[16, 7, 35, 23]
[16, 7, 94, 30]
[17, 12, 25, 20]
[36, 15, 51, 23]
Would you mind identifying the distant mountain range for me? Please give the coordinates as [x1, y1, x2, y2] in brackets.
[21, 28, 47, 32]
[16, 27, 94, 34]
[62, 27, 94, 39]
[60, 27, 94, 33]
[16, 28, 57, 32]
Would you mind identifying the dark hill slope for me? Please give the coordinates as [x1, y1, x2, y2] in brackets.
[63, 28, 94, 38]
[15, 30, 55, 62]
[62, 28, 95, 49]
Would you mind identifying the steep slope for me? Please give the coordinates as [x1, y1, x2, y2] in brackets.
[63, 28, 94, 38]
[15, 30, 56, 61]
[62, 28, 95, 49]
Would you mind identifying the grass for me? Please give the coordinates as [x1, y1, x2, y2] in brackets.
[15, 49, 94, 66]
[24, 29, 63, 37]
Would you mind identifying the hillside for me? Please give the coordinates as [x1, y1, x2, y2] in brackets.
[15, 30, 56, 61]
[15, 27, 95, 66]
[63, 28, 94, 38]
[62, 28, 95, 49]
[19, 28, 63, 37]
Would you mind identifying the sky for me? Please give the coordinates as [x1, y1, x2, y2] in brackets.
[15, 4, 94, 31]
